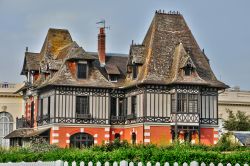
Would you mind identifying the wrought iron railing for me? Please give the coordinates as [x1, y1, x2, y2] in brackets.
[16, 116, 33, 129]
[76, 113, 91, 119]
[35, 113, 217, 126]
[200, 118, 218, 125]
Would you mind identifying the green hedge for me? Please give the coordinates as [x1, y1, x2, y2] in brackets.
[0, 143, 250, 164]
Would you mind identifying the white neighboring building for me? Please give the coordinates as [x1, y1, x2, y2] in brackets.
[0, 82, 24, 147]
[218, 87, 250, 135]
[218, 87, 250, 120]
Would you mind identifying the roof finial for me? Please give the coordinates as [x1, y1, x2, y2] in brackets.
[132, 40, 134, 45]
[25, 47, 28, 52]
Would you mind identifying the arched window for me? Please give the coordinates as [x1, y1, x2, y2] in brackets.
[70, 132, 94, 148]
[132, 132, 136, 144]
[114, 133, 121, 141]
[0, 112, 13, 147]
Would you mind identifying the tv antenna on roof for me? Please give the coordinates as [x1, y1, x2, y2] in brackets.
[96, 19, 110, 30]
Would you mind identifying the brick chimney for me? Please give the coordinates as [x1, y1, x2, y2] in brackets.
[98, 27, 106, 67]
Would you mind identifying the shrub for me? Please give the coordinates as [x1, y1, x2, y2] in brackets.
[0, 143, 250, 164]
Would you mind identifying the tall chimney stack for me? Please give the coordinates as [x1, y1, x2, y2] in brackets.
[98, 27, 106, 67]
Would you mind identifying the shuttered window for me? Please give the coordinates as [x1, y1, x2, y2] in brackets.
[77, 63, 87, 79]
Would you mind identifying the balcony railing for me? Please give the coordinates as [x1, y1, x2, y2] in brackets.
[126, 114, 137, 120]
[110, 116, 126, 125]
[16, 116, 33, 129]
[76, 113, 91, 120]
[171, 113, 200, 124]
[35, 113, 217, 126]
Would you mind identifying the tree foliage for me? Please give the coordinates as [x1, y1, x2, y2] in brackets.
[224, 109, 250, 131]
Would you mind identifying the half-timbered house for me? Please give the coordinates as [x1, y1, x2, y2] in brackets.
[6, 11, 228, 147]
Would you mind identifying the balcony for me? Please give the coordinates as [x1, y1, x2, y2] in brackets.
[171, 113, 200, 125]
[16, 116, 33, 129]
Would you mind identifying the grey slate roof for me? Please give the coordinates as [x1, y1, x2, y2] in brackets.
[125, 12, 228, 89]
[21, 12, 228, 90]
[233, 131, 250, 146]
[21, 52, 40, 74]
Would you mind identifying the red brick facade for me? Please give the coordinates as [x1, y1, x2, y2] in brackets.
[47, 125, 218, 148]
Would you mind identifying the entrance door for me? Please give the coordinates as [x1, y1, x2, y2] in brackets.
[70, 133, 94, 148]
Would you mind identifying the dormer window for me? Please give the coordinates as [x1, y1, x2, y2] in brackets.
[183, 64, 193, 76]
[110, 75, 118, 82]
[77, 62, 88, 79]
[132, 65, 138, 79]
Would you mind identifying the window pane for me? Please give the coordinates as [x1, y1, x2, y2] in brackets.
[78, 64, 87, 79]
[131, 96, 137, 115]
[111, 97, 117, 116]
[132, 65, 138, 79]
[76, 96, 89, 115]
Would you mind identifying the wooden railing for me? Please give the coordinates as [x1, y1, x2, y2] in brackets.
[171, 113, 200, 124]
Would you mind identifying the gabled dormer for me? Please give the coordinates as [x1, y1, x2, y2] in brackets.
[127, 43, 145, 80]
[105, 64, 120, 82]
[180, 56, 196, 77]
[65, 46, 97, 80]
[171, 43, 207, 85]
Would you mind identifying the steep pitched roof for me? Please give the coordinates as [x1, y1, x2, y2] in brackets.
[40, 28, 73, 60]
[23, 12, 228, 90]
[21, 52, 40, 75]
[127, 12, 228, 89]
[170, 43, 207, 85]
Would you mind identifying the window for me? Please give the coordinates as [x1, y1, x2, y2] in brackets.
[114, 133, 121, 141]
[40, 99, 43, 118]
[70, 133, 94, 148]
[0, 112, 13, 147]
[47, 97, 50, 118]
[110, 75, 118, 82]
[76, 96, 89, 117]
[77, 63, 87, 79]
[132, 65, 138, 79]
[31, 101, 34, 127]
[183, 64, 193, 76]
[118, 98, 127, 116]
[188, 94, 198, 113]
[184, 131, 192, 142]
[177, 94, 198, 113]
[111, 97, 117, 117]
[132, 132, 136, 144]
[131, 96, 137, 115]
[177, 94, 187, 113]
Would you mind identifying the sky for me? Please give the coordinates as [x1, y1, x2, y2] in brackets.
[0, 0, 249, 90]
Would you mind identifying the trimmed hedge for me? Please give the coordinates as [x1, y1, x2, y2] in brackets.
[0, 144, 250, 164]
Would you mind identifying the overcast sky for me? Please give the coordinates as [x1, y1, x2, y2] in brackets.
[0, 0, 249, 90]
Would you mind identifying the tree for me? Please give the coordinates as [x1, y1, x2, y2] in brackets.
[224, 109, 250, 131]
